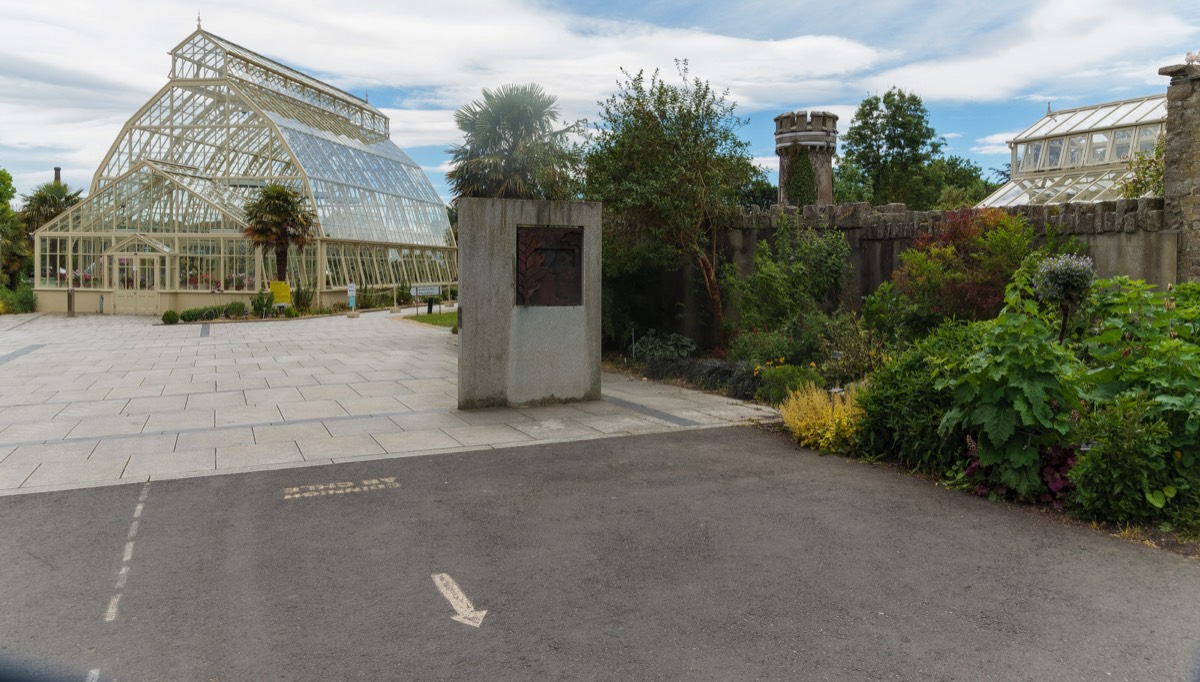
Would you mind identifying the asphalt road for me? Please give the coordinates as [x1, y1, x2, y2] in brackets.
[1, 426, 1198, 681]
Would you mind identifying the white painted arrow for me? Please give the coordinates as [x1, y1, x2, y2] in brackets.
[432, 573, 487, 627]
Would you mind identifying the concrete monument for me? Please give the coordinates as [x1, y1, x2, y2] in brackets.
[457, 198, 602, 409]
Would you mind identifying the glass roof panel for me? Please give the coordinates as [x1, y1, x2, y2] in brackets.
[1013, 95, 1166, 143]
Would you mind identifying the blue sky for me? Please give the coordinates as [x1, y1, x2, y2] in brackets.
[2, 0, 1198, 205]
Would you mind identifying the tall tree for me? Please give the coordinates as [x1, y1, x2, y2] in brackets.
[586, 62, 761, 344]
[838, 88, 944, 210]
[0, 169, 14, 207]
[446, 83, 584, 200]
[20, 181, 82, 234]
[0, 206, 28, 290]
[242, 184, 317, 283]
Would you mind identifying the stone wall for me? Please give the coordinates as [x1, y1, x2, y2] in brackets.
[1161, 63, 1200, 280]
[720, 198, 1176, 304]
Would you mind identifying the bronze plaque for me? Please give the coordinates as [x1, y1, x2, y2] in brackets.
[516, 225, 583, 306]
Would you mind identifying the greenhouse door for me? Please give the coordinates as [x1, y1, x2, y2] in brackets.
[114, 254, 161, 315]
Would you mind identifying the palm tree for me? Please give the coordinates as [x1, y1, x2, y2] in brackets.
[242, 184, 317, 283]
[0, 207, 29, 290]
[20, 181, 82, 235]
[446, 83, 583, 200]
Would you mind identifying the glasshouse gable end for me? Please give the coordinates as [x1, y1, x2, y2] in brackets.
[35, 28, 456, 315]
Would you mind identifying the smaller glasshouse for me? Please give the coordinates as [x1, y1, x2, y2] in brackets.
[35, 27, 456, 315]
[979, 94, 1165, 207]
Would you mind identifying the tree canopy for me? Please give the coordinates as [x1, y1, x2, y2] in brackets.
[0, 169, 14, 207]
[0, 205, 28, 290]
[446, 83, 584, 201]
[836, 88, 993, 210]
[242, 184, 317, 283]
[20, 181, 82, 234]
[585, 62, 761, 343]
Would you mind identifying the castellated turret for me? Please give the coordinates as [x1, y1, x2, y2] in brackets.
[774, 110, 838, 207]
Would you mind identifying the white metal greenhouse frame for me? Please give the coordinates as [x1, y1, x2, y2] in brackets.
[35, 28, 456, 315]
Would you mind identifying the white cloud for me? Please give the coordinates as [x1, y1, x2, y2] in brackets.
[861, 0, 1197, 101]
[753, 156, 779, 173]
[971, 131, 1019, 155]
[943, 132, 962, 139]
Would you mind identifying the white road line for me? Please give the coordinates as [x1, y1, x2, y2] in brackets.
[85, 670, 100, 682]
[104, 594, 121, 622]
[105, 482, 150, 624]
[431, 573, 487, 627]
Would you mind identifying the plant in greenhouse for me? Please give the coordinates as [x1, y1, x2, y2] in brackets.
[242, 184, 317, 283]
[1118, 134, 1164, 200]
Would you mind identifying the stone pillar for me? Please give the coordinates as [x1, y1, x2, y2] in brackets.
[1160, 63, 1200, 281]
[457, 198, 602, 409]
[774, 111, 838, 207]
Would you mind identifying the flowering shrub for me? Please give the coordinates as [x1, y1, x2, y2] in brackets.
[864, 209, 1080, 342]
[1033, 254, 1094, 341]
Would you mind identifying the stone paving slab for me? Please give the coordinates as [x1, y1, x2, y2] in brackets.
[0, 311, 778, 495]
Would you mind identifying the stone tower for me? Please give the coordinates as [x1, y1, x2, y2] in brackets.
[774, 110, 838, 207]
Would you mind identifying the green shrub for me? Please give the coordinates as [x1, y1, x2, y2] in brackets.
[284, 306, 300, 318]
[179, 308, 202, 322]
[642, 357, 760, 399]
[862, 281, 924, 347]
[225, 301, 247, 318]
[857, 321, 985, 471]
[818, 312, 887, 385]
[292, 285, 313, 312]
[722, 216, 850, 330]
[632, 330, 696, 361]
[755, 363, 821, 405]
[0, 283, 36, 314]
[729, 328, 793, 366]
[396, 284, 414, 305]
[938, 289, 1083, 499]
[1069, 395, 1193, 524]
[251, 290, 275, 317]
[161, 310, 180, 325]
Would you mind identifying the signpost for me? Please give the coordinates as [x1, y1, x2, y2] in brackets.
[347, 282, 357, 310]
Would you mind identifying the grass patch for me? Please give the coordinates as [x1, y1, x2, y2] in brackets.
[410, 311, 457, 328]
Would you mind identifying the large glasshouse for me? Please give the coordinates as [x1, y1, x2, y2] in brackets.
[979, 94, 1165, 207]
[35, 28, 456, 315]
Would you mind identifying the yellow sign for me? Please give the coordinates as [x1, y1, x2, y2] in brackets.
[269, 280, 292, 306]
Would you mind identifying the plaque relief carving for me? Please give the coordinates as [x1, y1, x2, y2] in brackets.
[516, 225, 583, 306]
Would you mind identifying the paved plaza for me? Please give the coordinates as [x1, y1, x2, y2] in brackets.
[0, 310, 777, 494]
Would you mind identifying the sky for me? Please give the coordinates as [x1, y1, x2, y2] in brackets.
[2, 0, 1198, 207]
